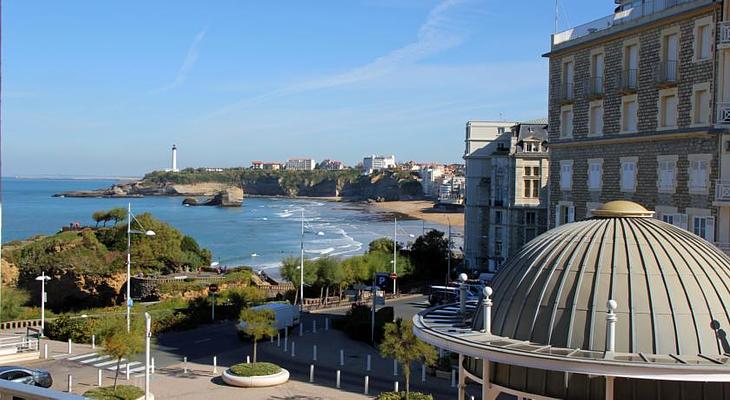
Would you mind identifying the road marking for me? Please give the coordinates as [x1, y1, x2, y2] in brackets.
[128, 366, 146, 374]
[81, 355, 111, 364]
[193, 338, 211, 343]
[68, 352, 97, 361]
[107, 361, 141, 372]
[94, 359, 124, 367]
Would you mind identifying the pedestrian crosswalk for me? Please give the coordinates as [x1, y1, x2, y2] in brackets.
[63, 352, 147, 376]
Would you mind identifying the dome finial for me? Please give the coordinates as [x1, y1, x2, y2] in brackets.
[591, 200, 655, 218]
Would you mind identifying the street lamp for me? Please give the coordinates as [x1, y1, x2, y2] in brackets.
[144, 312, 151, 400]
[127, 203, 156, 332]
[34, 272, 50, 336]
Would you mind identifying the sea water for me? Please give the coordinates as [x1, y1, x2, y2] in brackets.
[1, 178, 461, 280]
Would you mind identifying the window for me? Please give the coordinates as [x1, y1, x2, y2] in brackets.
[560, 160, 573, 191]
[623, 43, 639, 89]
[494, 211, 503, 224]
[657, 156, 677, 193]
[560, 106, 573, 138]
[563, 59, 575, 97]
[524, 142, 539, 152]
[592, 52, 604, 80]
[556, 204, 575, 227]
[692, 215, 715, 242]
[494, 240, 503, 257]
[689, 155, 711, 192]
[692, 84, 710, 125]
[587, 159, 603, 191]
[620, 158, 638, 192]
[523, 166, 540, 198]
[662, 214, 675, 224]
[621, 96, 638, 132]
[695, 18, 712, 61]
[659, 89, 678, 129]
[525, 211, 537, 225]
[589, 101, 604, 136]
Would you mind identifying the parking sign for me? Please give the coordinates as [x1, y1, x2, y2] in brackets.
[375, 272, 390, 290]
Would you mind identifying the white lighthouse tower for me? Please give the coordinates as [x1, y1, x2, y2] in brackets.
[171, 144, 179, 172]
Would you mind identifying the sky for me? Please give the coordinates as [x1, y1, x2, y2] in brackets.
[4, 0, 603, 177]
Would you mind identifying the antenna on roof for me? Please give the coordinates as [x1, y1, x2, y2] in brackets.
[554, 0, 559, 33]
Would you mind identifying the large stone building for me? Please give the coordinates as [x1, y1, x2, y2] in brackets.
[285, 158, 316, 171]
[463, 120, 550, 272]
[547, 0, 725, 249]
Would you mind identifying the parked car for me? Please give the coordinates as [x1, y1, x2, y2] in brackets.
[237, 302, 300, 339]
[0, 366, 52, 388]
[428, 284, 483, 306]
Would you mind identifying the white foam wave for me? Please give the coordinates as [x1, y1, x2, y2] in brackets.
[305, 247, 336, 255]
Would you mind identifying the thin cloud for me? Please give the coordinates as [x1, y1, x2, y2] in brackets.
[206, 0, 474, 118]
[153, 29, 207, 93]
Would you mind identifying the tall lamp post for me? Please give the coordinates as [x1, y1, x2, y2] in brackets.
[392, 217, 397, 294]
[127, 203, 156, 332]
[34, 273, 50, 336]
[299, 209, 305, 312]
[144, 312, 151, 400]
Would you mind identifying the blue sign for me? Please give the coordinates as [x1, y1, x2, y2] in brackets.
[375, 273, 390, 290]
[127, 299, 134, 307]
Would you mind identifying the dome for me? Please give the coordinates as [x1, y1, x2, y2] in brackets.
[486, 201, 730, 356]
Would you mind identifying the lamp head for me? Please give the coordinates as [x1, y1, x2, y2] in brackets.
[35, 276, 51, 281]
[145, 230, 156, 237]
[483, 286, 493, 298]
[458, 273, 468, 282]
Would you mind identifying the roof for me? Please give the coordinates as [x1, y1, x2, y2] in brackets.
[413, 201, 730, 380]
[520, 117, 548, 125]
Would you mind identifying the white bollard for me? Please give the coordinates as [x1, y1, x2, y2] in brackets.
[336, 370, 341, 388]
[395, 381, 399, 392]
[309, 364, 315, 383]
[97, 369, 102, 386]
[340, 349, 344, 366]
[284, 337, 288, 352]
[366, 354, 371, 371]
[68, 339, 72, 354]
[246, 355, 250, 364]
[285, 327, 288, 341]
[277, 332, 281, 347]
[313, 320, 317, 333]
[126, 363, 130, 380]
[451, 369, 456, 387]
[393, 359, 398, 376]
[213, 356, 218, 373]
[325, 317, 329, 331]
[270, 335, 274, 344]
[67, 374, 72, 393]
[91, 335, 95, 349]
[291, 342, 296, 357]
[470, 396, 476, 400]
[44, 343, 48, 359]
[421, 364, 426, 382]
[313, 345, 317, 361]
[184, 357, 188, 373]
[364, 375, 369, 395]
[151, 357, 155, 374]
[299, 323, 303, 337]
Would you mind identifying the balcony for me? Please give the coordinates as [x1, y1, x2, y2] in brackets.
[584, 76, 605, 99]
[559, 82, 575, 104]
[715, 180, 730, 202]
[720, 21, 730, 47]
[617, 69, 638, 93]
[655, 61, 678, 87]
[716, 103, 730, 126]
[552, 0, 697, 47]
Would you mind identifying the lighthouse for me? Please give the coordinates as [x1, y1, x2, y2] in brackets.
[171, 145, 179, 172]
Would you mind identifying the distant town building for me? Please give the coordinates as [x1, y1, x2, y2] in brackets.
[286, 158, 316, 171]
[419, 165, 445, 198]
[463, 121, 515, 272]
[318, 159, 345, 170]
[251, 161, 263, 169]
[202, 167, 224, 172]
[363, 154, 396, 173]
[438, 176, 466, 204]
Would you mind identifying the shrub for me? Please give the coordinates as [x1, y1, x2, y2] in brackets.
[376, 392, 433, 400]
[84, 385, 144, 400]
[45, 315, 97, 343]
[229, 362, 281, 377]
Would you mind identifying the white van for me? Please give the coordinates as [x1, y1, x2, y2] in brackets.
[237, 303, 301, 336]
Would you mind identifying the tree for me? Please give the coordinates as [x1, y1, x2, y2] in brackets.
[99, 318, 144, 389]
[92, 211, 109, 227]
[380, 318, 437, 399]
[280, 256, 316, 304]
[409, 230, 449, 280]
[368, 237, 401, 254]
[107, 208, 127, 226]
[239, 308, 277, 363]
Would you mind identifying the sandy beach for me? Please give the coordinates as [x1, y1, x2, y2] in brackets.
[368, 200, 464, 227]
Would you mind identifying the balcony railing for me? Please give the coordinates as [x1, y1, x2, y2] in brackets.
[720, 21, 730, 45]
[617, 69, 638, 93]
[655, 60, 678, 86]
[716, 103, 730, 125]
[584, 76, 605, 98]
[553, 0, 695, 46]
[559, 82, 575, 103]
[716, 180, 730, 201]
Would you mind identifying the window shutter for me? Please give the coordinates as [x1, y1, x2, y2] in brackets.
[676, 214, 688, 230]
[706, 216, 715, 242]
[555, 206, 562, 227]
[568, 206, 575, 223]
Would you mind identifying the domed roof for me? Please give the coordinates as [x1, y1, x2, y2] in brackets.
[487, 201, 730, 356]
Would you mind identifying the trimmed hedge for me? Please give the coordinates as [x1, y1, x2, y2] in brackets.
[84, 385, 144, 400]
[229, 362, 282, 377]
[376, 392, 433, 400]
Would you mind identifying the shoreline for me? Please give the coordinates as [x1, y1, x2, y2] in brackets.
[367, 200, 464, 228]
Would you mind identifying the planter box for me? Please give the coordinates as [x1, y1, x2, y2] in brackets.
[222, 368, 289, 387]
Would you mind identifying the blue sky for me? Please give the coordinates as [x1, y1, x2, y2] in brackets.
[4, 0, 602, 177]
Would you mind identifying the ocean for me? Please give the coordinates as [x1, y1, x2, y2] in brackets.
[1, 178, 461, 280]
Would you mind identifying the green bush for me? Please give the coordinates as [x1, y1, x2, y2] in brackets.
[45, 315, 97, 343]
[336, 304, 393, 344]
[376, 392, 433, 400]
[229, 362, 281, 377]
[84, 384, 144, 400]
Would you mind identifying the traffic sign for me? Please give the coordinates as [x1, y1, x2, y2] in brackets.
[375, 273, 390, 290]
[389, 273, 398, 280]
[127, 298, 134, 307]
[209, 283, 219, 293]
